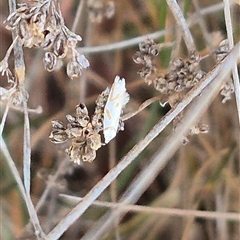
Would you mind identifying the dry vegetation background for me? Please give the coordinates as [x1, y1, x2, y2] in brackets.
[0, 0, 240, 239]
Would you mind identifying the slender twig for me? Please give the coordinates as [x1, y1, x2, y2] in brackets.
[0, 101, 10, 136]
[71, 0, 85, 33]
[8, 0, 31, 196]
[223, 2, 240, 228]
[223, 0, 240, 126]
[0, 136, 45, 239]
[78, 30, 172, 54]
[45, 42, 240, 240]
[11, 105, 43, 114]
[22, 86, 31, 194]
[122, 96, 160, 121]
[59, 194, 240, 221]
[7, 0, 43, 237]
[166, 0, 195, 51]
[0, 36, 18, 62]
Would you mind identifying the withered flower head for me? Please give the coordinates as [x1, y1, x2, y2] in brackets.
[43, 52, 57, 72]
[4, 0, 89, 79]
[67, 60, 83, 79]
[49, 76, 129, 164]
[49, 101, 102, 164]
[133, 38, 211, 144]
[133, 38, 205, 96]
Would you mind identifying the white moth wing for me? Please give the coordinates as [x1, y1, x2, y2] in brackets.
[103, 76, 129, 143]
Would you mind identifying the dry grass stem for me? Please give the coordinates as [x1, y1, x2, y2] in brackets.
[60, 194, 240, 221]
[0, 136, 45, 239]
[166, 0, 196, 51]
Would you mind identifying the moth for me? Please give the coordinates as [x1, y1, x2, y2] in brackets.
[103, 76, 129, 144]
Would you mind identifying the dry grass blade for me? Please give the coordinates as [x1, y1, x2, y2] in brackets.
[59, 194, 240, 221]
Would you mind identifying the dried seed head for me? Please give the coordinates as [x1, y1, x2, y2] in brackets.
[67, 38, 78, 48]
[49, 130, 68, 143]
[0, 59, 15, 83]
[81, 147, 96, 162]
[139, 38, 155, 54]
[53, 34, 67, 58]
[50, 101, 103, 163]
[220, 79, 234, 103]
[67, 126, 83, 139]
[171, 58, 184, 70]
[154, 76, 167, 93]
[88, 1, 104, 23]
[76, 103, 88, 116]
[4, 0, 89, 79]
[132, 51, 145, 65]
[43, 52, 58, 71]
[78, 116, 91, 128]
[77, 54, 90, 69]
[51, 120, 65, 130]
[87, 132, 102, 150]
[138, 66, 155, 82]
[66, 114, 76, 123]
[189, 123, 209, 135]
[49, 76, 129, 163]
[66, 145, 82, 165]
[67, 60, 82, 79]
[215, 39, 229, 61]
[92, 88, 110, 131]
[134, 38, 206, 96]
[189, 50, 200, 63]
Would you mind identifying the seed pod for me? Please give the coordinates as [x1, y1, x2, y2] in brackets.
[132, 52, 145, 65]
[77, 54, 90, 69]
[77, 115, 90, 128]
[66, 114, 76, 123]
[67, 60, 82, 79]
[76, 103, 88, 116]
[87, 132, 102, 150]
[44, 52, 58, 71]
[49, 130, 68, 143]
[51, 120, 65, 130]
[53, 35, 67, 58]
